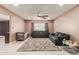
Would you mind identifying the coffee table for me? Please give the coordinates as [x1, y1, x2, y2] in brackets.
[63, 40, 79, 54]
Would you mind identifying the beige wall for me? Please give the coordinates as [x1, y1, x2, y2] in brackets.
[48, 20, 54, 33]
[0, 5, 25, 42]
[54, 6, 79, 40]
[25, 20, 54, 33]
[10, 16, 25, 41]
[25, 20, 32, 34]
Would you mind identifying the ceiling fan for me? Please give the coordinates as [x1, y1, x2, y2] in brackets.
[37, 10, 48, 19]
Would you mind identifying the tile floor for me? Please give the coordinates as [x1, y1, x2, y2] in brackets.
[0, 36, 70, 55]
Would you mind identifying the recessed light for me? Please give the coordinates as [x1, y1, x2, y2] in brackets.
[28, 17, 31, 20]
[14, 4, 19, 6]
[58, 4, 64, 6]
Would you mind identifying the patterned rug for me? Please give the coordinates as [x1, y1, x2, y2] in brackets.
[17, 38, 62, 52]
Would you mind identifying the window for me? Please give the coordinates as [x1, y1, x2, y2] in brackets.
[34, 23, 45, 31]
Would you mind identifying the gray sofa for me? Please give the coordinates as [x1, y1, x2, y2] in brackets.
[49, 32, 70, 46]
[31, 31, 49, 38]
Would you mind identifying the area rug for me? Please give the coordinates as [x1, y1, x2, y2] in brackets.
[17, 38, 62, 52]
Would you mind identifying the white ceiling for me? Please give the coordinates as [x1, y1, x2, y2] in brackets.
[2, 4, 77, 20]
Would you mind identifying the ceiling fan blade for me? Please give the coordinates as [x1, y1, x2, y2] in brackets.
[44, 15, 48, 17]
[38, 15, 48, 17]
[42, 17, 46, 19]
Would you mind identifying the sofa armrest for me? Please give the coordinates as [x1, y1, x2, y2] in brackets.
[50, 33, 55, 35]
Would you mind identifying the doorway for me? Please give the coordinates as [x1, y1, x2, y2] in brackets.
[0, 21, 9, 44]
[0, 21, 9, 36]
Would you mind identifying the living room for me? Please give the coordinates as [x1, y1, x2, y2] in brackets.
[0, 4, 79, 55]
